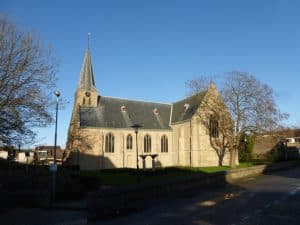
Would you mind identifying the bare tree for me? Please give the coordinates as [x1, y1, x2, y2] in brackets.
[63, 118, 100, 167]
[187, 71, 288, 167]
[185, 75, 215, 95]
[198, 84, 234, 166]
[0, 15, 58, 145]
[222, 71, 288, 166]
[65, 126, 93, 154]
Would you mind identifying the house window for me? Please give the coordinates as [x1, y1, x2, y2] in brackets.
[105, 133, 114, 153]
[209, 116, 219, 138]
[161, 135, 168, 153]
[144, 134, 151, 153]
[121, 105, 127, 112]
[126, 134, 133, 150]
[184, 103, 190, 111]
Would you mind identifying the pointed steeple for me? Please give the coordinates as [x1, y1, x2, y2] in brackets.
[78, 49, 97, 92]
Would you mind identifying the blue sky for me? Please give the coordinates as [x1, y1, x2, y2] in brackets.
[1, 0, 300, 148]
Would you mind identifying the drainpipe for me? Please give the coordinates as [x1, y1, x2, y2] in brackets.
[122, 134, 125, 168]
[102, 133, 104, 169]
[190, 120, 192, 167]
[177, 135, 180, 165]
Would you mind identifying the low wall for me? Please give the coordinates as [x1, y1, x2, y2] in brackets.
[226, 160, 299, 181]
[88, 160, 299, 220]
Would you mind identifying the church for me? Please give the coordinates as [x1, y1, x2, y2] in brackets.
[65, 49, 234, 170]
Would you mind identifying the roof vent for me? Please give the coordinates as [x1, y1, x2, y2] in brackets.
[121, 105, 127, 112]
[184, 103, 189, 111]
[153, 108, 159, 115]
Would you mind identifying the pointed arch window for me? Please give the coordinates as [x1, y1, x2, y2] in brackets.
[126, 134, 133, 150]
[161, 135, 168, 153]
[105, 133, 114, 153]
[209, 116, 219, 138]
[144, 134, 151, 153]
[83, 98, 86, 105]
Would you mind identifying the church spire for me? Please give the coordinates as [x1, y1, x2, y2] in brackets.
[78, 49, 97, 92]
[87, 32, 91, 50]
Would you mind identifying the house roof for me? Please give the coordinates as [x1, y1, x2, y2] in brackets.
[79, 91, 207, 130]
[80, 96, 172, 130]
[171, 91, 207, 124]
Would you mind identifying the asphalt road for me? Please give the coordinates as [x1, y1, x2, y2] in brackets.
[90, 166, 300, 225]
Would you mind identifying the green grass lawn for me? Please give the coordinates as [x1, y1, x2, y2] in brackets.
[237, 159, 269, 168]
[70, 159, 270, 187]
[71, 165, 234, 187]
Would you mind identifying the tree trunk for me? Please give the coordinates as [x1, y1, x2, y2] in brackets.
[218, 153, 224, 166]
[230, 134, 240, 168]
[230, 147, 237, 168]
[218, 157, 223, 166]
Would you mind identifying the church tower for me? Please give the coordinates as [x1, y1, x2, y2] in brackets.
[75, 49, 98, 108]
[65, 49, 98, 154]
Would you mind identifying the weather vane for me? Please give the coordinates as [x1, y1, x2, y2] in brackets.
[87, 32, 91, 49]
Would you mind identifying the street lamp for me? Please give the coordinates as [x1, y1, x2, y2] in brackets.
[51, 90, 60, 202]
[131, 123, 142, 172]
[53, 90, 60, 166]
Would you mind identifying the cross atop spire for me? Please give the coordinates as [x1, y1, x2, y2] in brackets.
[87, 32, 91, 49]
[78, 49, 97, 92]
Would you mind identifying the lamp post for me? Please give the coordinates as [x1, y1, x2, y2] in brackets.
[54, 90, 60, 165]
[131, 124, 142, 172]
[51, 90, 60, 202]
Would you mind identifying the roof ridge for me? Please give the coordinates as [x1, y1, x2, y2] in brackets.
[102, 95, 172, 106]
[172, 90, 207, 104]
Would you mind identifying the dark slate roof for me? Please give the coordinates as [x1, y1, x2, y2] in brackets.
[78, 49, 97, 92]
[80, 97, 172, 130]
[171, 91, 207, 124]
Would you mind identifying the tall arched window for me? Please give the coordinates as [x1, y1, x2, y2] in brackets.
[161, 135, 168, 153]
[105, 133, 114, 152]
[126, 134, 133, 150]
[144, 134, 151, 153]
[209, 116, 219, 138]
[83, 98, 86, 105]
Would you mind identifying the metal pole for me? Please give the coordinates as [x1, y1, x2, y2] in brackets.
[26, 156, 29, 173]
[131, 124, 142, 183]
[52, 91, 60, 202]
[54, 97, 58, 165]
